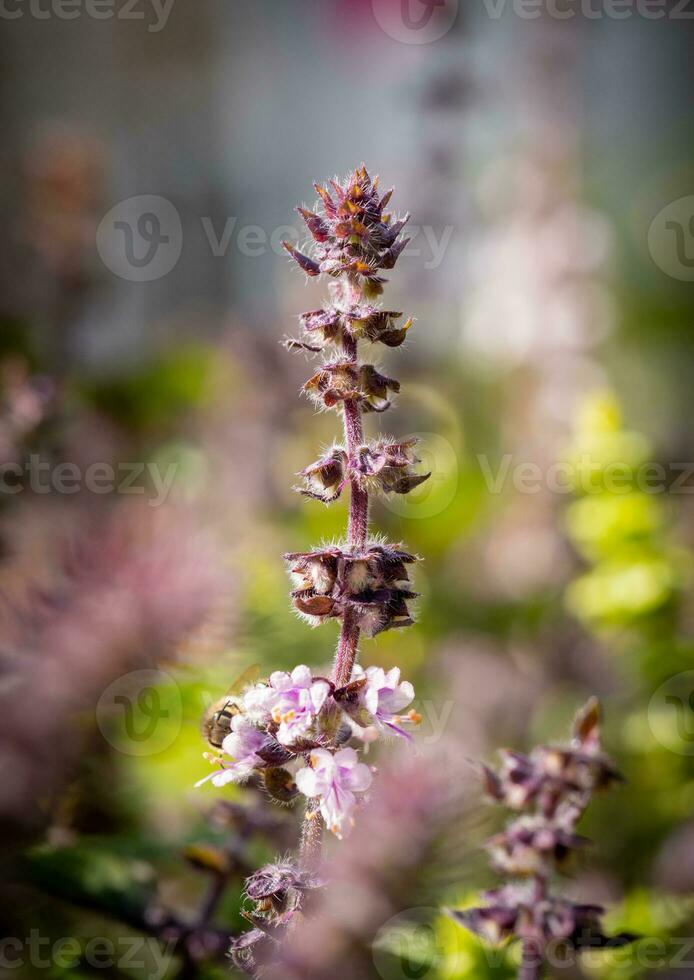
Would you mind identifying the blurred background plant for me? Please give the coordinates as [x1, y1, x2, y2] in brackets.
[1, 2, 694, 978]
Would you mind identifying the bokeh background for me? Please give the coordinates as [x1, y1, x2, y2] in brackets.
[2, 1, 694, 977]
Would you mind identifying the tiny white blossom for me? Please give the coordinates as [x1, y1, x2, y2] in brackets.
[243, 664, 330, 746]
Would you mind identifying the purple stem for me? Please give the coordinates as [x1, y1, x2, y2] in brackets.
[300, 284, 370, 862]
[519, 940, 542, 980]
[332, 332, 368, 688]
[299, 797, 323, 869]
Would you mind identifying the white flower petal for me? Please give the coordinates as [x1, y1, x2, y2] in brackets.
[364, 688, 380, 716]
[311, 679, 330, 712]
[367, 666, 387, 689]
[194, 770, 220, 788]
[321, 786, 355, 837]
[334, 747, 359, 769]
[295, 765, 320, 797]
[347, 762, 373, 793]
[211, 769, 240, 788]
[291, 664, 313, 688]
[269, 670, 292, 690]
[310, 748, 335, 769]
[381, 682, 414, 714]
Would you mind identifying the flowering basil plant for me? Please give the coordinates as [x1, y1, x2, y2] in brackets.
[196, 167, 428, 973]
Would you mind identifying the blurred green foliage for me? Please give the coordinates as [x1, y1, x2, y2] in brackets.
[564, 391, 688, 628]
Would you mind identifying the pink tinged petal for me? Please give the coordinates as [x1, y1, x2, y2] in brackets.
[333, 747, 360, 769]
[295, 765, 321, 797]
[269, 670, 293, 691]
[211, 768, 242, 787]
[243, 685, 275, 719]
[364, 688, 380, 716]
[380, 682, 415, 715]
[195, 770, 223, 788]
[347, 762, 373, 792]
[290, 664, 313, 688]
[222, 720, 265, 759]
[399, 680, 415, 702]
[277, 715, 312, 746]
[311, 748, 336, 770]
[384, 667, 402, 688]
[366, 666, 388, 689]
[321, 786, 356, 837]
[310, 679, 331, 712]
[230, 714, 248, 734]
[222, 733, 242, 758]
[195, 766, 240, 789]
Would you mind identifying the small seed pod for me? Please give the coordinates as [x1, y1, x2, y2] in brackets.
[302, 361, 400, 413]
[285, 543, 418, 633]
[296, 447, 349, 502]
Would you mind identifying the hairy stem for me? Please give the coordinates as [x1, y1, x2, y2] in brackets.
[299, 798, 323, 869]
[332, 328, 368, 687]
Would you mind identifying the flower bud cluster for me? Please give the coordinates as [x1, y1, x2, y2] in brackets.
[285, 541, 418, 636]
[449, 700, 630, 965]
[283, 166, 411, 294]
[230, 860, 324, 974]
[298, 438, 429, 503]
